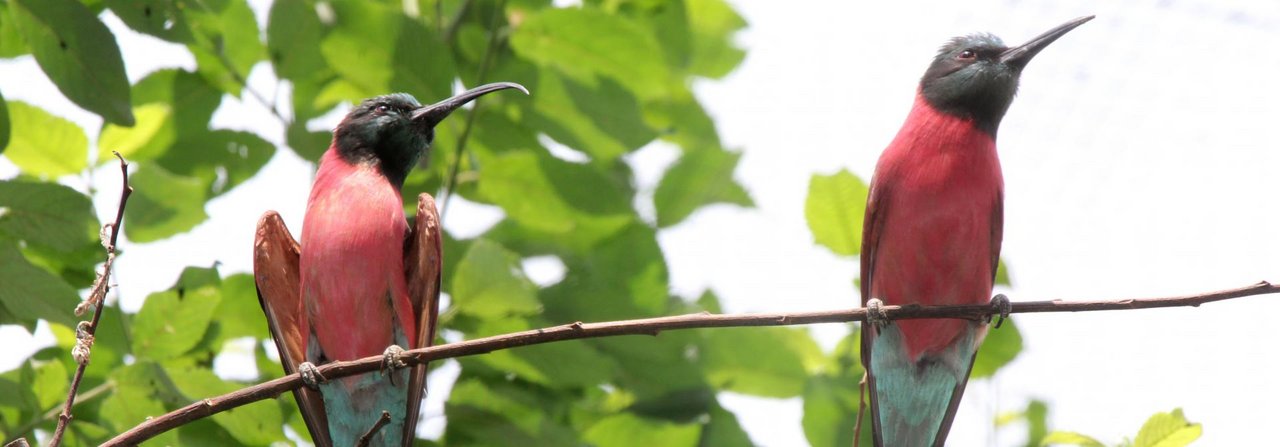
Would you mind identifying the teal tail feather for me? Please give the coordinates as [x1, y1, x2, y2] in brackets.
[867, 324, 979, 447]
[319, 368, 411, 446]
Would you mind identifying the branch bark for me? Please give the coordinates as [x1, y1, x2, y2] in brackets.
[102, 280, 1277, 446]
[49, 153, 132, 447]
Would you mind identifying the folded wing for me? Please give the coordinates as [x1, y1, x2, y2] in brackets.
[253, 212, 333, 447]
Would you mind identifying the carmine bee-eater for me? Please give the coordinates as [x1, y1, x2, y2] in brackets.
[253, 82, 527, 446]
[859, 16, 1092, 446]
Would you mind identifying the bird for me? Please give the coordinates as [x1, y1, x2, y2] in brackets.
[858, 16, 1092, 446]
[252, 82, 527, 446]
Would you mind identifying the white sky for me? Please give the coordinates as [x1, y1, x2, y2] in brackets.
[2, 0, 1278, 445]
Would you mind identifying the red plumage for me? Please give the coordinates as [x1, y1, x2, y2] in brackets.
[300, 148, 418, 362]
[863, 92, 1004, 361]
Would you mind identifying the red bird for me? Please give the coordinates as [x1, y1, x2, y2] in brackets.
[253, 83, 526, 446]
[859, 17, 1092, 446]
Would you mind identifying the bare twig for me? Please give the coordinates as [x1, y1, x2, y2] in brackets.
[438, 0, 507, 218]
[8, 381, 113, 443]
[50, 153, 132, 447]
[355, 411, 393, 447]
[101, 281, 1277, 446]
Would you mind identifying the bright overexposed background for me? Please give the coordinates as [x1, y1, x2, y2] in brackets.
[2, 0, 1277, 445]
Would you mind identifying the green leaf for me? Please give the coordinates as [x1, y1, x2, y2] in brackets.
[131, 68, 224, 135]
[286, 120, 331, 162]
[100, 363, 181, 446]
[124, 162, 211, 242]
[31, 357, 68, 410]
[185, 0, 263, 95]
[445, 376, 581, 445]
[802, 375, 864, 447]
[467, 316, 618, 389]
[996, 258, 1012, 286]
[449, 379, 546, 435]
[165, 363, 286, 445]
[9, 0, 133, 125]
[318, 2, 397, 98]
[389, 12, 456, 104]
[0, 241, 79, 328]
[1041, 431, 1106, 447]
[593, 336, 707, 398]
[131, 286, 221, 360]
[477, 149, 633, 235]
[211, 273, 268, 341]
[684, 0, 748, 79]
[99, 69, 224, 164]
[583, 413, 700, 447]
[654, 147, 752, 227]
[1026, 399, 1051, 446]
[805, 169, 868, 256]
[3, 101, 88, 177]
[156, 129, 275, 197]
[698, 326, 821, 398]
[528, 69, 657, 161]
[452, 239, 542, 318]
[0, 363, 41, 417]
[1133, 409, 1201, 447]
[0, 1, 29, 58]
[971, 318, 1023, 378]
[105, 0, 195, 43]
[0, 89, 9, 152]
[511, 7, 671, 99]
[98, 103, 171, 162]
[539, 223, 670, 321]
[0, 180, 96, 252]
[266, 0, 327, 81]
[821, 329, 864, 378]
[645, 93, 720, 153]
[702, 403, 753, 447]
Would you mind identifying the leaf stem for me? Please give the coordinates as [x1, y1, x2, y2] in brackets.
[439, 0, 507, 219]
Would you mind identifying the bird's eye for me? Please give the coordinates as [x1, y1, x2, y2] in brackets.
[374, 104, 391, 114]
[958, 49, 977, 60]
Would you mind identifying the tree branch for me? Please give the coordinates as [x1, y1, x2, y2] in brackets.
[355, 411, 392, 447]
[50, 153, 132, 447]
[439, 0, 507, 218]
[101, 280, 1277, 446]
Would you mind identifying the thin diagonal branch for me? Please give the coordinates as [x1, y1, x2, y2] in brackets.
[355, 411, 393, 447]
[439, 0, 507, 218]
[101, 280, 1278, 446]
[50, 153, 132, 447]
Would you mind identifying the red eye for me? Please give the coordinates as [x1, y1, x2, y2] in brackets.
[959, 49, 976, 59]
[375, 104, 390, 114]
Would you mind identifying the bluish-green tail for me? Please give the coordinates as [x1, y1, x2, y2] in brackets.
[868, 324, 979, 447]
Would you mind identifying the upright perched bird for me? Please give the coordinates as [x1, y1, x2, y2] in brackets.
[859, 17, 1092, 446]
[253, 83, 526, 446]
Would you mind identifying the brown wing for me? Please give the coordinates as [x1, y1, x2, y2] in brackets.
[859, 181, 889, 447]
[400, 193, 443, 446]
[253, 211, 332, 447]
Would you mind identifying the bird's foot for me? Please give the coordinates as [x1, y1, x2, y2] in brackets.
[298, 362, 324, 390]
[988, 294, 1012, 328]
[865, 298, 890, 330]
[381, 345, 407, 386]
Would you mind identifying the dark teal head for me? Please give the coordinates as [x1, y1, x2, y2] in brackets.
[920, 16, 1093, 135]
[333, 82, 528, 187]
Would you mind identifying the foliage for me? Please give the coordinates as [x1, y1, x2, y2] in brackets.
[1040, 408, 1201, 447]
[0, 0, 779, 444]
[0, 1, 1196, 447]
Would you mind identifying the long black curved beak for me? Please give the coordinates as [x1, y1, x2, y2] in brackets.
[1000, 15, 1094, 70]
[412, 82, 529, 128]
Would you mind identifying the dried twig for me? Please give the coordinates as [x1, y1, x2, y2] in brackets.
[100, 280, 1277, 446]
[354, 411, 393, 447]
[49, 153, 132, 447]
